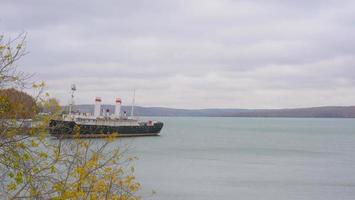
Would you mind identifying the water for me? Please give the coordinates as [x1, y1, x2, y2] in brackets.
[119, 117, 355, 200]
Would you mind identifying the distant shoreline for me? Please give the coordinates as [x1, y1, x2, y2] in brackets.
[63, 105, 355, 118]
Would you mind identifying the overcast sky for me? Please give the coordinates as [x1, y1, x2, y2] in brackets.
[1, 0, 355, 108]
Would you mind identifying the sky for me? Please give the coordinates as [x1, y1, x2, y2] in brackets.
[1, 0, 355, 109]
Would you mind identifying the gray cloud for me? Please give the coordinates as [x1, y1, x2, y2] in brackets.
[1, 0, 355, 108]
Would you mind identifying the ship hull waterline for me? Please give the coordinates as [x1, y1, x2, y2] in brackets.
[49, 120, 163, 139]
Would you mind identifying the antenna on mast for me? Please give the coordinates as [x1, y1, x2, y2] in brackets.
[131, 89, 136, 117]
[69, 84, 76, 114]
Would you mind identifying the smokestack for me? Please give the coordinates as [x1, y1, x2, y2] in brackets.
[114, 98, 122, 118]
[94, 97, 102, 117]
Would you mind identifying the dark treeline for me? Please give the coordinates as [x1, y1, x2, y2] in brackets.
[65, 105, 355, 118]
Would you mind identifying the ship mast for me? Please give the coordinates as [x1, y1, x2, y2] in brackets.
[131, 89, 136, 117]
[68, 84, 76, 114]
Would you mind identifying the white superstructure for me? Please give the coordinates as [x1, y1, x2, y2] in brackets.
[63, 96, 143, 126]
[94, 97, 101, 118]
[114, 98, 122, 118]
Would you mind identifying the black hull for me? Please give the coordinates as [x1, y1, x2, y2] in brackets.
[49, 120, 163, 138]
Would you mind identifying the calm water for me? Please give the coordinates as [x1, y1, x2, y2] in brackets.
[119, 117, 355, 200]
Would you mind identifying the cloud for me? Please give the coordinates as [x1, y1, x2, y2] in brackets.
[1, 0, 355, 108]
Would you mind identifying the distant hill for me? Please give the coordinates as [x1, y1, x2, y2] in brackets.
[223, 106, 355, 118]
[63, 105, 355, 118]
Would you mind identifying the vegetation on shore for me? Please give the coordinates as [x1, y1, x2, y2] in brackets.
[0, 88, 37, 119]
[0, 33, 141, 199]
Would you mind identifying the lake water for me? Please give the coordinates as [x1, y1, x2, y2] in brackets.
[119, 117, 355, 200]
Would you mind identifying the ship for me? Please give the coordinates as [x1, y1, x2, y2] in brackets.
[49, 85, 163, 138]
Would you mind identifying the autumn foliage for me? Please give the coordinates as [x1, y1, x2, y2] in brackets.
[0, 88, 37, 119]
[0, 33, 142, 199]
